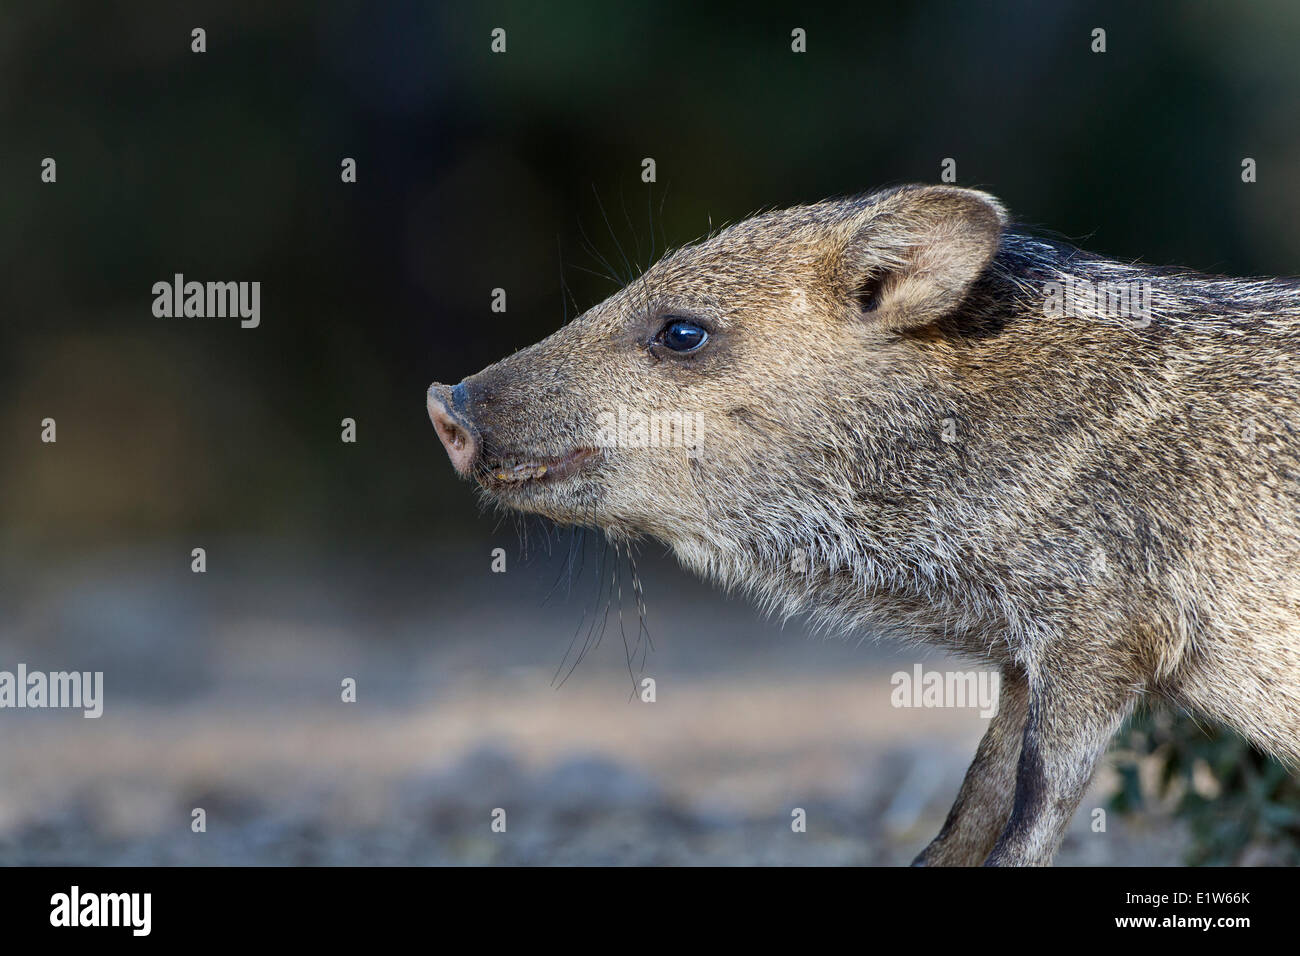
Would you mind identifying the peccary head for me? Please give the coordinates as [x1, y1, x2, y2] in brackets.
[429, 184, 1017, 612]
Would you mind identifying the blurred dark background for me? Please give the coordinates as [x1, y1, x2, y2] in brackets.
[1, 1, 1297, 864]
[4, 0, 1299, 552]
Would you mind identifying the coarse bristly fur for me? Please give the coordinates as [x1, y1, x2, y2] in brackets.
[427, 184, 1300, 866]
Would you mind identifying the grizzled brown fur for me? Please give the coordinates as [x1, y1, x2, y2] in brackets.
[427, 184, 1300, 866]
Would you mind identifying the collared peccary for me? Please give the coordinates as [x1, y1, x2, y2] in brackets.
[427, 184, 1300, 865]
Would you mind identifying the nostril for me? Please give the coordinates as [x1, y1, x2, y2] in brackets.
[428, 383, 480, 477]
[440, 420, 466, 451]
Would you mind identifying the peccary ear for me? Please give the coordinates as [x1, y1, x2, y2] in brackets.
[841, 185, 1006, 331]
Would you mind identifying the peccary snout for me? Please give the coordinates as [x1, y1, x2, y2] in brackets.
[427, 382, 480, 476]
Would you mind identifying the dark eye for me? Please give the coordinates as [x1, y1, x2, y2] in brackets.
[658, 318, 709, 353]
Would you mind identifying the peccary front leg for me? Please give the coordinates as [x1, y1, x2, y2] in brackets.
[983, 678, 1134, 866]
[912, 668, 1029, 866]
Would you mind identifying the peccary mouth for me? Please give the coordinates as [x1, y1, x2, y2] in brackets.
[480, 447, 601, 488]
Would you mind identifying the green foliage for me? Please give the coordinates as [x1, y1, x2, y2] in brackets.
[1111, 709, 1300, 865]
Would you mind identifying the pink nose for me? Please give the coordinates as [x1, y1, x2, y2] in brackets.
[427, 383, 480, 476]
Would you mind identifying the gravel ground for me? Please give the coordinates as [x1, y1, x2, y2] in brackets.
[0, 543, 1188, 865]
